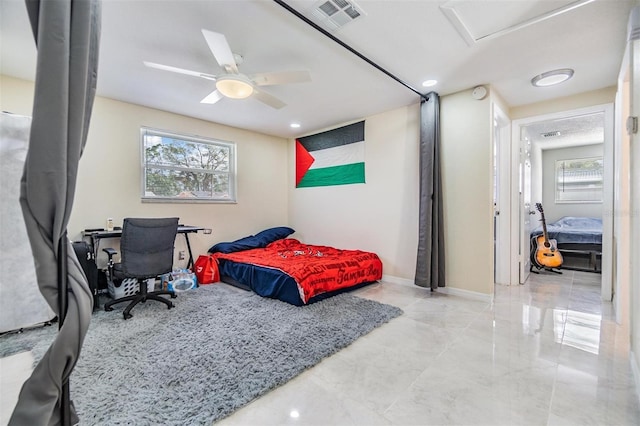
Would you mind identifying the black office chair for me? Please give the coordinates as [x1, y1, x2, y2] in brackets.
[103, 217, 179, 320]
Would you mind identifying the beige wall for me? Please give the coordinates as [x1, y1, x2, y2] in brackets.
[0, 74, 531, 298]
[511, 86, 616, 119]
[1, 75, 289, 268]
[288, 105, 421, 280]
[289, 89, 495, 296]
[440, 89, 494, 295]
[5, 73, 497, 297]
[627, 23, 640, 394]
[0, 75, 35, 116]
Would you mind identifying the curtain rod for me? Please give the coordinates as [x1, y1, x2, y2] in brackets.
[272, 0, 429, 101]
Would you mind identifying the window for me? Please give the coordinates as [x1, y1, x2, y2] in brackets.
[141, 127, 236, 203]
[555, 156, 603, 203]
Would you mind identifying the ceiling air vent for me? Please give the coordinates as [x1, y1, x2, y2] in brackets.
[311, 0, 365, 31]
[541, 131, 562, 138]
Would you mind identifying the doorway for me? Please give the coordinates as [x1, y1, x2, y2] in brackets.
[510, 104, 614, 301]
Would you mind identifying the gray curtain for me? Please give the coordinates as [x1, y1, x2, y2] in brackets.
[415, 93, 445, 290]
[10, 0, 101, 425]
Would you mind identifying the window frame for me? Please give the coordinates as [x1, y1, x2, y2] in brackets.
[140, 127, 237, 203]
[554, 155, 603, 204]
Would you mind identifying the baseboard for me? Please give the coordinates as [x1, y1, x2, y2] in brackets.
[439, 286, 493, 303]
[381, 274, 493, 303]
[631, 350, 640, 406]
[381, 274, 415, 287]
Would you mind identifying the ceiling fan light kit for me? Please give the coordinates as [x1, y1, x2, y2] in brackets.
[143, 29, 311, 109]
[216, 75, 254, 99]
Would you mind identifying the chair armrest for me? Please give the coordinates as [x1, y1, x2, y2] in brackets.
[102, 247, 118, 279]
[102, 247, 118, 259]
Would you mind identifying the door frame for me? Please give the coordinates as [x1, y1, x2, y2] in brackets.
[613, 39, 633, 326]
[493, 102, 511, 285]
[517, 133, 535, 284]
[510, 103, 614, 300]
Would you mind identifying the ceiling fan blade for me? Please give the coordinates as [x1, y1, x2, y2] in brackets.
[250, 70, 311, 86]
[201, 90, 224, 104]
[201, 29, 238, 74]
[143, 61, 217, 80]
[252, 88, 286, 109]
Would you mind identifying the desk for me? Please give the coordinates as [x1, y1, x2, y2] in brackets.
[82, 225, 204, 269]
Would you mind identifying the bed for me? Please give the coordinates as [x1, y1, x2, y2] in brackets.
[209, 227, 383, 305]
[530, 216, 602, 272]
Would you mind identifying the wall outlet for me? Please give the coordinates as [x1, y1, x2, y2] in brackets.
[178, 250, 185, 260]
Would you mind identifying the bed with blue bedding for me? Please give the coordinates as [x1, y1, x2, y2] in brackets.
[530, 216, 602, 272]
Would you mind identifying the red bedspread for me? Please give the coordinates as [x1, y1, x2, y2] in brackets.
[213, 238, 383, 303]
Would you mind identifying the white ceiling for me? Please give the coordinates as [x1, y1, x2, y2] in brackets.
[0, 0, 634, 138]
[523, 111, 605, 150]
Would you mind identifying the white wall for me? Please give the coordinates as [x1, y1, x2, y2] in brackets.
[541, 144, 604, 222]
[1, 75, 289, 268]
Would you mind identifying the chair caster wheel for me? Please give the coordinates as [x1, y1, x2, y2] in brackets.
[105, 306, 113, 312]
[123, 312, 132, 320]
[167, 302, 174, 309]
[170, 293, 177, 299]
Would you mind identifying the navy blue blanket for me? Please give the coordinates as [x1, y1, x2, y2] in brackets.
[217, 259, 374, 306]
[531, 216, 602, 245]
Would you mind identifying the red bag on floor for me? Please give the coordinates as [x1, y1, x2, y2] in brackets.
[194, 254, 220, 284]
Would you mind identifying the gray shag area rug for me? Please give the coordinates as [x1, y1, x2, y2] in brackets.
[0, 284, 402, 425]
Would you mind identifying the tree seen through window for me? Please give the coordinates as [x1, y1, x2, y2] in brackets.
[141, 128, 235, 202]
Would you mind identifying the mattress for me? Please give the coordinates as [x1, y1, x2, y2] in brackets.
[213, 238, 383, 306]
[530, 216, 602, 245]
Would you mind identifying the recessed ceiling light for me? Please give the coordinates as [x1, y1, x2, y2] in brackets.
[531, 68, 574, 87]
[290, 123, 301, 129]
[422, 79, 438, 87]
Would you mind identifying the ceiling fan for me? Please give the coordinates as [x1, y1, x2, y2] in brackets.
[144, 29, 311, 109]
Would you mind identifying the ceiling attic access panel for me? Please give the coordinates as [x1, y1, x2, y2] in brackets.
[440, 0, 596, 45]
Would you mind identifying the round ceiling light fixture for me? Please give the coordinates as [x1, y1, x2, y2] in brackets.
[422, 79, 438, 87]
[531, 68, 574, 87]
[216, 75, 254, 99]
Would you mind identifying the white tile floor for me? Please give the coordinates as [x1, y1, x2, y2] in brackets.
[218, 271, 640, 425]
[1, 270, 639, 425]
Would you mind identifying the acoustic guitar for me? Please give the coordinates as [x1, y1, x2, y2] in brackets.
[531, 203, 563, 269]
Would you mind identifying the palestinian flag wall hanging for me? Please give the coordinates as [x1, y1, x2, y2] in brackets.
[295, 120, 366, 188]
